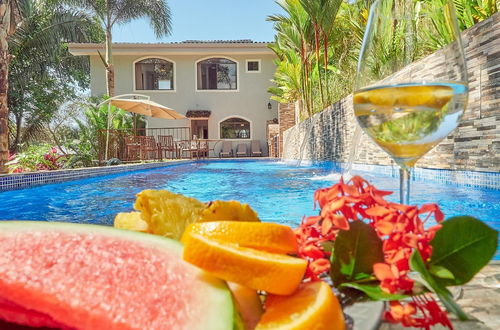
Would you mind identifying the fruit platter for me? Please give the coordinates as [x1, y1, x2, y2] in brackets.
[0, 176, 497, 329]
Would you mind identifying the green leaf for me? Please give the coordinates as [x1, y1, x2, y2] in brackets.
[429, 265, 455, 280]
[430, 216, 498, 286]
[353, 272, 372, 281]
[320, 240, 335, 254]
[340, 282, 409, 301]
[410, 250, 468, 320]
[330, 220, 384, 286]
[327, 65, 340, 73]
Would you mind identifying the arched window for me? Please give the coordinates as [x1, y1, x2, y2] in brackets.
[220, 117, 250, 139]
[197, 58, 237, 90]
[135, 58, 174, 90]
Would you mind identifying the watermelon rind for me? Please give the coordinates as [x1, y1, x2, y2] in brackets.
[0, 221, 234, 330]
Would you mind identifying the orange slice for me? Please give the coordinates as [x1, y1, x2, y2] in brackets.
[256, 281, 345, 330]
[182, 231, 307, 295]
[182, 221, 298, 254]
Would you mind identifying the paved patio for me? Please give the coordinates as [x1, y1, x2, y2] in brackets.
[380, 261, 500, 329]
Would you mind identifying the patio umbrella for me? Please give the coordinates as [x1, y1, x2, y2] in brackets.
[98, 94, 185, 161]
[109, 98, 185, 120]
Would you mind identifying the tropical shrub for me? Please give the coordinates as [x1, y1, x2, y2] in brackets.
[7, 144, 67, 173]
[269, 0, 499, 120]
[7, 0, 103, 153]
[64, 96, 136, 168]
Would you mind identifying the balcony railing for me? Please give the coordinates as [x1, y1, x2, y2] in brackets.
[98, 127, 191, 163]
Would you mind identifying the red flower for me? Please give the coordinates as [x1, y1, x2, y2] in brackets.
[294, 175, 450, 329]
[309, 258, 330, 277]
[373, 263, 413, 294]
[384, 301, 418, 327]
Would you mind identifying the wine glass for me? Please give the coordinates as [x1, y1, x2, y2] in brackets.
[353, 0, 468, 204]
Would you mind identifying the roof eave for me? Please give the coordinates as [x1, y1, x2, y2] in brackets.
[68, 42, 275, 56]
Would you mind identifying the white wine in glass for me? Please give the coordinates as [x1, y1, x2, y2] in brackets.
[353, 0, 468, 204]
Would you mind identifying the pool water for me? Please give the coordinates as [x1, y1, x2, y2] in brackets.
[1, 160, 499, 257]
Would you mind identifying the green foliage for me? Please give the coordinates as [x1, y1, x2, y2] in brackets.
[429, 216, 498, 286]
[410, 249, 468, 320]
[409, 216, 498, 320]
[64, 96, 135, 168]
[269, 0, 499, 119]
[339, 282, 409, 301]
[8, 144, 66, 173]
[61, 0, 172, 37]
[268, 0, 345, 118]
[330, 220, 384, 285]
[8, 0, 104, 152]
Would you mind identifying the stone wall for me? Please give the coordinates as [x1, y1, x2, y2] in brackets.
[278, 102, 296, 156]
[282, 13, 499, 172]
[266, 119, 279, 158]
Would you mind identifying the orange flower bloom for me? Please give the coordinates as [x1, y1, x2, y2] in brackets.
[294, 175, 451, 329]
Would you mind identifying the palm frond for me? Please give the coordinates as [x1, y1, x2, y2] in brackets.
[111, 0, 172, 37]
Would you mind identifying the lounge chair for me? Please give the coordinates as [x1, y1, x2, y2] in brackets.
[251, 140, 262, 157]
[236, 144, 247, 157]
[219, 141, 233, 158]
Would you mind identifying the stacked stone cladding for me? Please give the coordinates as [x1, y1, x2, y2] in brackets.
[267, 119, 279, 158]
[278, 102, 297, 156]
[282, 13, 499, 172]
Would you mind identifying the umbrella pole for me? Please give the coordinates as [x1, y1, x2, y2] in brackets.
[133, 113, 137, 135]
[104, 102, 111, 162]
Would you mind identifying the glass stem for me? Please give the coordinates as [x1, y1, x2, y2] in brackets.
[399, 167, 411, 204]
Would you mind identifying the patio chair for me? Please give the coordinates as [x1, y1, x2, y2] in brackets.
[139, 136, 158, 160]
[157, 135, 178, 159]
[219, 141, 233, 158]
[197, 140, 209, 159]
[236, 144, 248, 157]
[178, 140, 199, 159]
[251, 140, 262, 157]
[124, 136, 141, 161]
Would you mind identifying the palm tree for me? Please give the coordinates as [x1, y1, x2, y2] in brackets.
[268, 0, 343, 118]
[63, 0, 172, 97]
[8, 0, 102, 153]
[269, 0, 314, 116]
[0, 0, 22, 173]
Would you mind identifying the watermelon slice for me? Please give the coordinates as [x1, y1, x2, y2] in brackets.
[0, 221, 234, 330]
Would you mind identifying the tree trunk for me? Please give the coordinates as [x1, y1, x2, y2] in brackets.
[0, 3, 10, 173]
[0, 45, 9, 173]
[105, 27, 115, 97]
[11, 112, 21, 153]
[0, 0, 21, 173]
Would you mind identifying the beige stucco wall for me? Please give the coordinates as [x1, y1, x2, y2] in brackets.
[89, 53, 278, 155]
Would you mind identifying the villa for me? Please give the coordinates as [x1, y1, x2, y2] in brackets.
[68, 40, 278, 157]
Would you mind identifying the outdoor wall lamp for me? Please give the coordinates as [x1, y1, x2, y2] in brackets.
[267, 101, 272, 110]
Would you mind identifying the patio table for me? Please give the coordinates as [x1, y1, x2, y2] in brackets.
[194, 139, 223, 158]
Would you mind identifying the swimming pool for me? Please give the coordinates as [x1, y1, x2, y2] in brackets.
[1, 160, 499, 257]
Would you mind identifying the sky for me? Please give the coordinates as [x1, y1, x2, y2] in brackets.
[113, 0, 285, 43]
